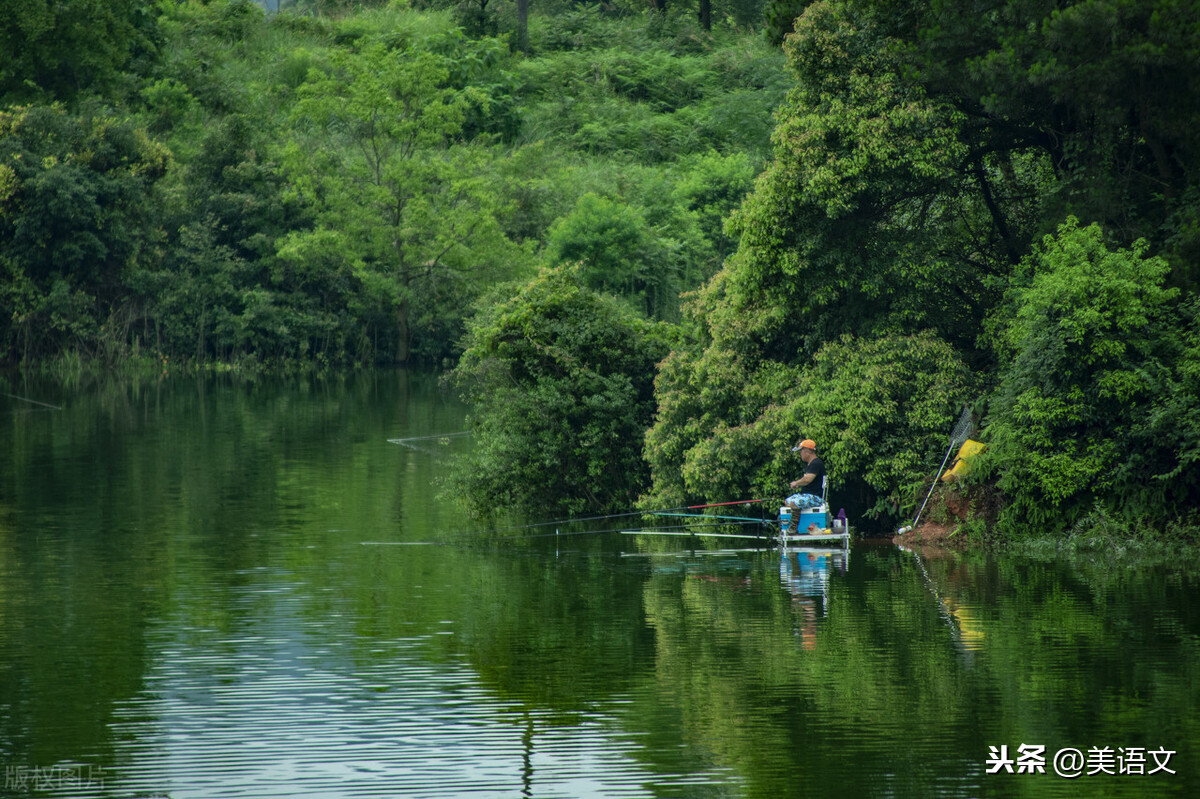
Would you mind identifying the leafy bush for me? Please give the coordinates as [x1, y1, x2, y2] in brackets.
[514, 28, 783, 162]
[0, 0, 158, 104]
[450, 265, 675, 517]
[978, 218, 1196, 535]
[0, 104, 169, 362]
[671, 150, 757, 260]
[644, 328, 973, 518]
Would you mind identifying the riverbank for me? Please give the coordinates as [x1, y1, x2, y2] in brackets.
[3, 349, 365, 386]
[895, 517, 1200, 568]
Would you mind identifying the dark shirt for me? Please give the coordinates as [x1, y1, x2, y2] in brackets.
[801, 457, 825, 497]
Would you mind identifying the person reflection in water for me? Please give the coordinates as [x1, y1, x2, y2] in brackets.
[797, 601, 818, 652]
[781, 552, 835, 651]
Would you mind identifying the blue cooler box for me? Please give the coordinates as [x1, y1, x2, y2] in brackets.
[797, 509, 827, 531]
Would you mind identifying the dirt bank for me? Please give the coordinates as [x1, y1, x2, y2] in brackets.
[892, 520, 964, 548]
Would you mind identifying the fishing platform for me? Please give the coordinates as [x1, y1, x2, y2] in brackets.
[618, 529, 851, 547]
[780, 531, 851, 544]
[775, 476, 850, 545]
[614, 480, 852, 547]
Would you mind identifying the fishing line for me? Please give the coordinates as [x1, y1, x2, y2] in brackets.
[387, 431, 473, 444]
[1, 392, 62, 411]
[459, 519, 769, 541]
[368, 516, 839, 548]
[382, 490, 774, 542]
[360, 522, 768, 548]
[650, 511, 767, 523]
[688, 498, 771, 509]
[472, 509, 668, 534]
[620, 530, 776, 540]
[475, 498, 774, 536]
[388, 431, 473, 453]
[360, 541, 445, 546]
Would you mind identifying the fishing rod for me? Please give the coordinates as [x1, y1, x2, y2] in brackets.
[688, 498, 772, 509]
[620, 530, 776, 540]
[360, 525, 657, 546]
[362, 519, 780, 549]
[475, 498, 776, 536]
[650, 511, 769, 524]
[475, 519, 768, 541]
[387, 431, 473, 444]
[1, 392, 62, 411]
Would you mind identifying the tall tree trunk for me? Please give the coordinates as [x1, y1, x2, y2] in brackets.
[396, 302, 410, 364]
[652, 0, 667, 15]
[196, 309, 206, 364]
[698, 0, 711, 30]
[516, 0, 529, 52]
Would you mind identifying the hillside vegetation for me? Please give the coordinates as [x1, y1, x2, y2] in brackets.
[639, 0, 1200, 538]
[1, 0, 784, 368]
[4, 0, 1198, 539]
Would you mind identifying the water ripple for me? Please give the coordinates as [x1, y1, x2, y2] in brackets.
[91, 579, 730, 799]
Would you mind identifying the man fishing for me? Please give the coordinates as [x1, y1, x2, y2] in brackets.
[785, 438, 825, 512]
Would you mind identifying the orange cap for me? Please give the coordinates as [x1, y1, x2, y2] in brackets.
[792, 438, 817, 452]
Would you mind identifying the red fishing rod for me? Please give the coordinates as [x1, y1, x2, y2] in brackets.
[687, 498, 772, 509]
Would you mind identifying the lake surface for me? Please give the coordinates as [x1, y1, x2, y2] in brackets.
[1, 371, 1197, 798]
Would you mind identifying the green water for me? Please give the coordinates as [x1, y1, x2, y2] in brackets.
[1, 372, 1197, 798]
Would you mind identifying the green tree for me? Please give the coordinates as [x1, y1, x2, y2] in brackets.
[0, 104, 169, 363]
[545, 193, 664, 315]
[0, 0, 158, 103]
[129, 220, 243, 363]
[763, 0, 808, 46]
[979, 219, 1196, 534]
[906, 0, 1200, 284]
[280, 38, 523, 364]
[180, 114, 354, 363]
[715, 0, 1200, 363]
[451, 265, 675, 517]
[642, 0, 1200, 531]
[722, 0, 999, 364]
[545, 189, 715, 321]
[186, 113, 313, 263]
[670, 150, 755, 262]
[644, 330, 971, 516]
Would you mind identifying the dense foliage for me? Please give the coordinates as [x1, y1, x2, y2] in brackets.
[0, 0, 158, 103]
[450, 266, 674, 516]
[978, 219, 1200, 534]
[1, 0, 785, 368]
[644, 321, 973, 516]
[4, 0, 1198, 536]
[644, 0, 1200, 535]
[0, 105, 169, 361]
